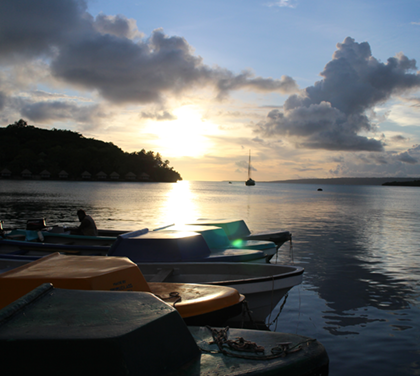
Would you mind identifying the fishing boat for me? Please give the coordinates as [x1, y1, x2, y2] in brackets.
[245, 149, 255, 186]
[0, 252, 245, 326]
[0, 284, 329, 375]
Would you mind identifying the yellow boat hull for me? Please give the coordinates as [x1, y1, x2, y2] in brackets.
[0, 253, 244, 324]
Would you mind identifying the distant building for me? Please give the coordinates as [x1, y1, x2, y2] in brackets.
[58, 170, 69, 179]
[140, 172, 150, 181]
[21, 169, 32, 179]
[1, 168, 11, 178]
[110, 172, 120, 180]
[81, 171, 91, 180]
[96, 171, 107, 180]
[125, 172, 136, 181]
[40, 170, 51, 179]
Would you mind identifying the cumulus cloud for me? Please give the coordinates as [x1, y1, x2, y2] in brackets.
[0, 0, 298, 109]
[256, 37, 420, 152]
[93, 13, 143, 40]
[0, 0, 90, 63]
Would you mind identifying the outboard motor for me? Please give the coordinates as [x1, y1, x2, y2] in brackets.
[26, 218, 47, 231]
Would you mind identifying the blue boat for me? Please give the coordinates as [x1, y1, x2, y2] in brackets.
[0, 284, 329, 375]
[1, 224, 268, 263]
[154, 224, 278, 262]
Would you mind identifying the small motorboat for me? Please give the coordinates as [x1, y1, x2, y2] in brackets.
[187, 218, 292, 246]
[1, 220, 269, 263]
[153, 224, 278, 262]
[137, 261, 304, 323]
[0, 284, 329, 375]
[0, 255, 304, 324]
[0, 253, 244, 326]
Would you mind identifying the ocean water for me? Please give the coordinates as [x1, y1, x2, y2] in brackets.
[1, 179, 419, 375]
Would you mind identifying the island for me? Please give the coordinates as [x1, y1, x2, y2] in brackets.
[0, 120, 182, 182]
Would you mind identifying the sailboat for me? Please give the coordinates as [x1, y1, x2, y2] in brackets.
[245, 150, 255, 186]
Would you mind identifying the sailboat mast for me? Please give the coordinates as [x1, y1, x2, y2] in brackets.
[248, 150, 251, 179]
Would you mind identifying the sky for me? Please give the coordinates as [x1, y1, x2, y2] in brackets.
[1, 0, 420, 181]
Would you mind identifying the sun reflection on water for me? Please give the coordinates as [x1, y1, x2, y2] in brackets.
[163, 181, 200, 226]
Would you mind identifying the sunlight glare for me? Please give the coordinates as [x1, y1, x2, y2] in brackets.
[164, 181, 199, 225]
[144, 106, 218, 158]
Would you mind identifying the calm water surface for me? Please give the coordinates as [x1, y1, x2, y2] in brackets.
[1, 180, 419, 375]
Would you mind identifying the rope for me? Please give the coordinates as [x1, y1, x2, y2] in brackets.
[266, 293, 289, 330]
[155, 291, 182, 307]
[202, 326, 307, 361]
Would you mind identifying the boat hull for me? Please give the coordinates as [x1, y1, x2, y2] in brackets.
[0, 285, 329, 376]
[138, 262, 304, 322]
[0, 253, 245, 325]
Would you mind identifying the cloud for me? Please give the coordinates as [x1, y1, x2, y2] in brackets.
[0, 0, 90, 63]
[266, 1, 298, 8]
[19, 100, 106, 124]
[256, 37, 420, 152]
[236, 160, 256, 171]
[140, 111, 177, 121]
[396, 151, 418, 164]
[93, 13, 143, 40]
[0, 0, 298, 108]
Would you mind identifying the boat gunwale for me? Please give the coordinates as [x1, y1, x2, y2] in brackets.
[138, 262, 304, 286]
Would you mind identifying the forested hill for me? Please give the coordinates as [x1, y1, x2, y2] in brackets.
[0, 120, 182, 182]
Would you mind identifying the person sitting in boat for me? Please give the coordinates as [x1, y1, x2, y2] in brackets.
[70, 209, 98, 236]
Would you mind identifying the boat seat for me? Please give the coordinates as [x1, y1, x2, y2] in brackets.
[148, 268, 174, 282]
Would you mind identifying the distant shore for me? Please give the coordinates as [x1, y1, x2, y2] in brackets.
[262, 177, 420, 185]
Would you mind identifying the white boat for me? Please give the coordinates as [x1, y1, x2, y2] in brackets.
[137, 261, 304, 323]
[0, 256, 304, 323]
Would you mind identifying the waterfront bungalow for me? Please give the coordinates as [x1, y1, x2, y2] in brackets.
[140, 172, 150, 181]
[40, 170, 51, 179]
[125, 172, 136, 181]
[110, 172, 120, 180]
[1, 168, 11, 178]
[21, 169, 32, 179]
[58, 170, 69, 179]
[81, 171, 91, 180]
[96, 171, 107, 180]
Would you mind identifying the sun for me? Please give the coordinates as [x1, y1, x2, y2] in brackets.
[144, 105, 218, 158]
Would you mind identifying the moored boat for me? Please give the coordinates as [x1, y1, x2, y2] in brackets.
[0, 252, 244, 325]
[154, 224, 278, 262]
[138, 261, 304, 323]
[187, 218, 292, 247]
[0, 284, 329, 376]
[0, 255, 304, 324]
[1, 221, 269, 263]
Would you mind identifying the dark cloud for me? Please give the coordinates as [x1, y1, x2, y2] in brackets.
[0, 92, 6, 110]
[396, 151, 418, 164]
[391, 135, 407, 141]
[0, 0, 297, 106]
[140, 111, 177, 121]
[20, 100, 104, 124]
[0, 0, 90, 63]
[256, 37, 420, 152]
